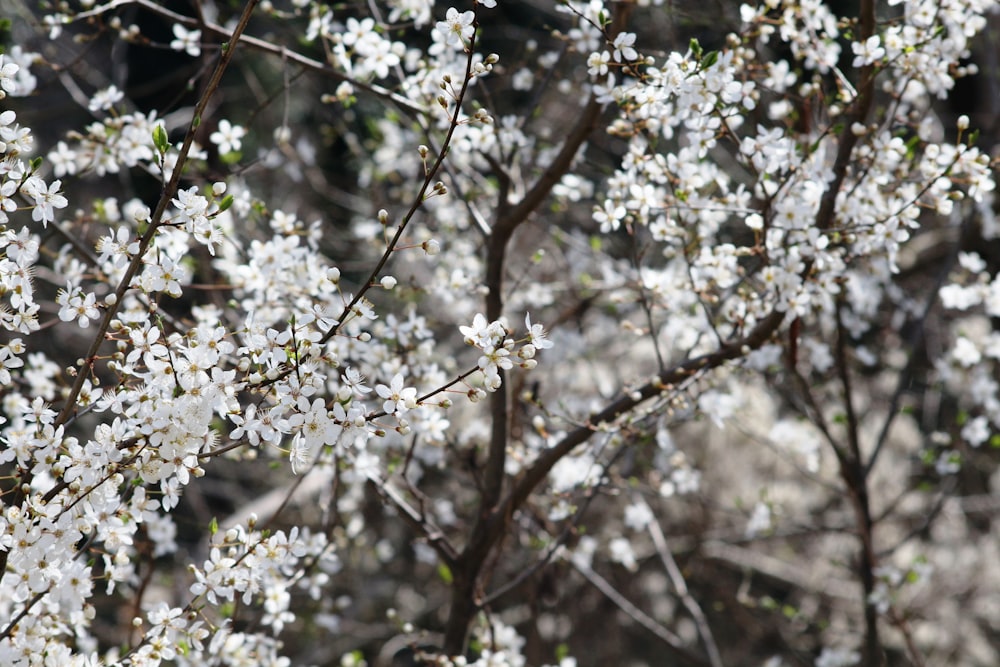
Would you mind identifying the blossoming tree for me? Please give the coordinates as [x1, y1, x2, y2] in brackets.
[0, 0, 997, 665]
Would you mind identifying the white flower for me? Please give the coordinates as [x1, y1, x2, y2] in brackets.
[376, 373, 418, 415]
[697, 390, 739, 428]
[460, 313, 506, 348]
[851, 35, 884, 68]
[587, 50, 611, 77]
[745, 502, 773, 538]
[88, 85, 124, 112]
[57, 288, 100, 328]
[960, 415, 990, 447]
[815, 647, 860, 667]
[0, 56, 20, 97]
[170, 23, 201, 57]
[623, 502, 654, 531]
[951, 336, 981, 368]
[341, 367, 372, 395]
[47, 141, 78, 177]
[435, 7, 475, 49]
[525, 313, 553, 350]
[608, 536, 638, 571]
[209, 119, 246, 154]
[594, 199, 626, 232]
[612, 32, 638, 62]
[22, 177, 68, 226]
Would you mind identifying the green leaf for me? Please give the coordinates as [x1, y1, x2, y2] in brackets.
[437, 563, 453, 585]
[689, 38, 702, 59]
[217, 194, 235, 213]
[701, 51, 718, 69]
[209, 516, 218, 535]
[152, 124, 169, 154]
[555, 644, 569, 662]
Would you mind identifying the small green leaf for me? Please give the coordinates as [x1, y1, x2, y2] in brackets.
[152, 124, 169, 153]
[217, 194, 235, 213]
[192, 115, 201, 129]
[555, 644, 569, 661]
[437, 563, 453, 585]
[689, 38, 703, 59]
[209, 516, 218, 535]
[701, 51, 718, 69]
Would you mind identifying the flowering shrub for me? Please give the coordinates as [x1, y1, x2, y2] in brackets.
[0, 0, 997, 665]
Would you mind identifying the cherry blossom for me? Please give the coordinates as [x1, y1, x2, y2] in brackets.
[0, 1, 997, 665]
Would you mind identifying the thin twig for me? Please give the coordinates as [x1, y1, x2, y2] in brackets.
[643, 497, 724, 667]
[55, 0, 261, 427]
[570, 557, 712, 667]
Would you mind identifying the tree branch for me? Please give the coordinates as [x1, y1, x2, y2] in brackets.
[570, 557, 712, 667]
[55, 0, 261, 428]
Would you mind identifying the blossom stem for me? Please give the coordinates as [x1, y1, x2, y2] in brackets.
[55, 0, 260, 428]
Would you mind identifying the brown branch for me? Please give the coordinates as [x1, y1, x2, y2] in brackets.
[645, 499, 724, 667]
[441, 5, 638, 655]
[55, 0, 260, 428]
[438, 308, 786, 653]
[317, 35, 479, 347]
[570, 557, 712, 667]
[502, 309, 785, 521]
[72, 0, 426, 115]
[813, 0, 877, 232]
[834, 297, 883, 667]
[367, 478, 459, 569]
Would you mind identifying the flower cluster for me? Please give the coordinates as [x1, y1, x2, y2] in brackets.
[459, 313, 549, 392]
[0, 1, 998, 665]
